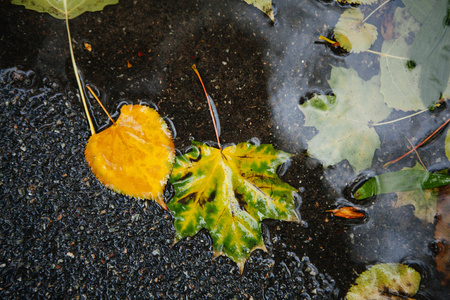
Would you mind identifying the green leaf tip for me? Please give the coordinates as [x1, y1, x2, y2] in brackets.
[11, 0, 119, 19]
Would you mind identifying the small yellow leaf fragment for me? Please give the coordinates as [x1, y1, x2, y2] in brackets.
[85, 104, 175, 210]
[326, 206, 365, 219]
[84, 42, 92, 52]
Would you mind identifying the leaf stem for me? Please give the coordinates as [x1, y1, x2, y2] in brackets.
[373, 109, 428, 126]
[362, 0, 391, 24]
[384, 117, 450, 167]
[86, 85, 116, 126]
[319, 35, 336, 44]
[191, 64, 222, 151]
[364, 49, 408, 60]
[65, 7, 96, 135]
[406, 136, 427, 171]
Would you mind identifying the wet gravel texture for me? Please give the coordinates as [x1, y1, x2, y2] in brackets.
[1, 0, 450, 298]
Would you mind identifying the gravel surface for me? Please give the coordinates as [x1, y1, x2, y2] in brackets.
[0, 67, 340, 298]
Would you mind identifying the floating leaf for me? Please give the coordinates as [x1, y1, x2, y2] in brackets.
[353, 164, 450, 200]
[242, 0, 274, 22]
[395, 163, 439, 224]
[85, 104, 175, 210]
[380, 2, 450, 110]
[168, 141, 299, 271]
[401, 0, 438, 24]
[409, 0, 450, 107]
[379, 7, 425, 111]
[298, 66, 392, 173]
[326, 206, 365, 219]
[11, 0, 119, 19]
[334, 8, 378, 53]
[346, 263, 421, 300]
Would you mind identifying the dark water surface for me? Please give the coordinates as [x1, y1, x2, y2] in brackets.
[1, 0, 449, 298]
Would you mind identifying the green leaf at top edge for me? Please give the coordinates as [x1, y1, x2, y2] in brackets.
[11, 0, 119, 19]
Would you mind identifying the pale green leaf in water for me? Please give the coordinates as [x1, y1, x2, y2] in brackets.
[380, 6, 450, 110]
[395, 163, 439, 224]
[353, 163, 450, 200]
[346, 263, 421, 300]
[379, 7, 425, 111]
[11, 0, 119, 19]
[408, 0, 450, 106]
[242, 0, 274, 22]
[334, 7, 378, 53]
[298, 66, 391, 173]
[401, 0, 437, 24]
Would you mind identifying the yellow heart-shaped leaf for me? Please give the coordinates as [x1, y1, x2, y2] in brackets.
[85, 104, 175, 209]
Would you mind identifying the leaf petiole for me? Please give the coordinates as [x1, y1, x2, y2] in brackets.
[318, 35, 340, 47]
[191, 64, 222, 151]
[364, 49, 408, 60]
[384, 117, 450, 167]
[86, 85, 116, 126]
[64, 5, 96, 135]
[372, 109, 428, 127]
[362, 0, 391, 24]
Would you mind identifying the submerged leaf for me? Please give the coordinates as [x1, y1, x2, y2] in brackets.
[85, 104, 175, 210]
[298, 66, 391, 172]
[409, 0, 450, 105]
[353, 164, 450, 200]
[401, 0, 438, 24]
[242, 0, 274, 22]
[168, 141, 299, 271]
[395, 163, 439, 224]
[346, 263, 421, 300]
[11, 0, 119, 19]
[334, 8, 378, 53]
[380, 2, 450, 110]
[379, 7, 425, 111]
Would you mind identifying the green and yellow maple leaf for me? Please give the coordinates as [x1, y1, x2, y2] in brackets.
[346, 263, 421, 300]
[334, 7, 378, 53]
[11, 0, 119, 19]
[298, 66, 392, 173]
[168, 141, 299, 271]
